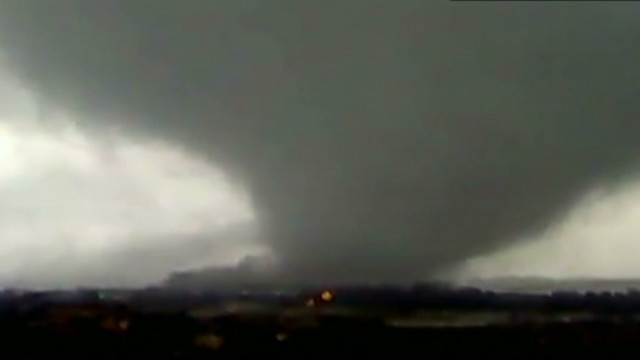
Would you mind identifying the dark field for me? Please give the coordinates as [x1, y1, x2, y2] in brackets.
[2, 285, 640, 358]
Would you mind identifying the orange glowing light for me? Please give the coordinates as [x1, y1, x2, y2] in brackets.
[320, 291, 334, 302]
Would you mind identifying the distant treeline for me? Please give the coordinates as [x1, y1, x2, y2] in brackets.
[4, 284, 640, 313]
[310, 284, 640, 312]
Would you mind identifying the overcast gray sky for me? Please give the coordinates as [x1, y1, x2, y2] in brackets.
[1, 1, 640, 287]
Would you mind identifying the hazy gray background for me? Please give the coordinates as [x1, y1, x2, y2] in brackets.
[0, 1, 639, 287]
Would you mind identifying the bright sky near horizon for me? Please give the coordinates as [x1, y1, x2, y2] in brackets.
[457, 180, 640, 281]
[0, 69, 266, 289]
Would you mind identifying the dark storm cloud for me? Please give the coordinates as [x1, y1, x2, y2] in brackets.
[0, 1, 640, 284]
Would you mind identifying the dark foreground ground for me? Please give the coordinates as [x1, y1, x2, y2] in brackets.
[2, 286, 640, 358]
[6, 321, 640, 358]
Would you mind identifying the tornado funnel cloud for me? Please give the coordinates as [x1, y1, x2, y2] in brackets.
[0, 1, 639, 284]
